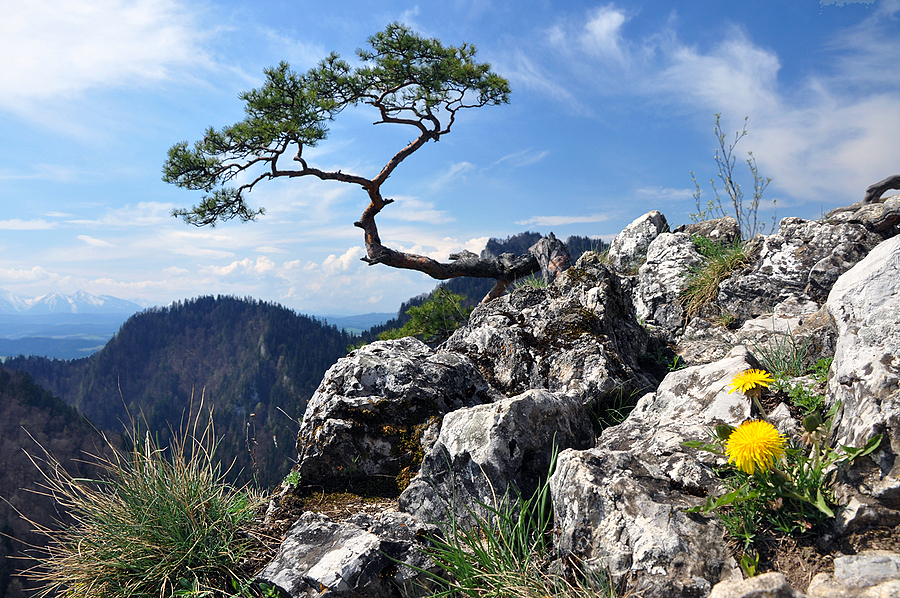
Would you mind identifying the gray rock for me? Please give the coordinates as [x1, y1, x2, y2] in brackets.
[718, 218, 883, 321]
[550, 346, 758, 597]
[674, 216, 742, 245]
[257, 511, 437, 597]
[807, 551, 900, 598]
[607, 210, 669, 272]
[826, 194, 900, 239]
[399, 389, 593, 525]
[633, 232, 704, 337]
[296, 337, 498, 493]
[709, 572, 805, 598]
[827, 235, 900, 511]
[444, 251, 653, 405]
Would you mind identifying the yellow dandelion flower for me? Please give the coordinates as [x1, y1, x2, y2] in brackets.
[726, 419, 786, 474]
[727, 369, 774, 395]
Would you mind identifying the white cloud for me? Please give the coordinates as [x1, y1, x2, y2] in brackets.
[515, 214, 611, 227]
[579, 4, 629, 63]
[68, 202, 177, 227]
[78, 235, 115, 247]
[493, 150, 550, 168]
[0, 0, 215, 113]
[205, 256, 277, 277]
[321, 247, 366, 274]
[635, 187, 695, 201]
[0, 219, 55, 230]
[428, 162, 476, 191]
[516, 4, 900, 206]
[386, 197, 453, 224]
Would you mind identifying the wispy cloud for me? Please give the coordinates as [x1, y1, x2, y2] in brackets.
[78, 235, 115, 247]
[634, 187, 695, 201]
[386, 197, 454, 224]
[510, 3, 900, 205]
[0, 0, 215, 114]
[0, 219, 55, 230]
[428, 162, 476, 191]
[493, 150, 550, 168]
[515, 214, 611, 227]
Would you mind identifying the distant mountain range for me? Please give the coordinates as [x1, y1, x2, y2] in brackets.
[0, 289, 144, 315]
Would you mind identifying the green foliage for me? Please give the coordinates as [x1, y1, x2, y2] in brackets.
[377, 288, 472, 346]
[0, 367, 115, 598]
[751, 331, 811, 381]
[684, 404, 882, 563]
[680, 237, 748, 320]
[24, 411, 267, 598]
[416, 448, 617, 598]
[164, 23, 510, 226]
[512, 273, 549, 291]
[691, 114, 775, 239]
[6, 296, 351, 489]
[585, 384, 646, 436]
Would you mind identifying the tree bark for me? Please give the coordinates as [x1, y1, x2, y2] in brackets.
[863, 174, 900, 204]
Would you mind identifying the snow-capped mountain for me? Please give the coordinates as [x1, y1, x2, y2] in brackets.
[0, 289, 144, 315]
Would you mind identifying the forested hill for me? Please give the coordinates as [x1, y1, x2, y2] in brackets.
[0, 367, 112, 598]
[5, 296, 353, 489]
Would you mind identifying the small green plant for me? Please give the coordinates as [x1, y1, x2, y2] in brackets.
[24, 409, 267, 598]
[691, 113, 775, 239]
[811, 357, 833, 384]
[751, 331, 811, 380]
[512, 273, 549, 291]
[586, 384, 646, 436]
[684, 369, 882, 568]
[283, 470, 301, 487]
[680, 237, 748, 320]
[415, 447, 618, 597]
[788, 383, 825, 415]
[378, 287, 472, 346]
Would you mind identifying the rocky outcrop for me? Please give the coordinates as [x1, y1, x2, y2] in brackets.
[399, 389, 593, 525]
[633, 231, 704, 338]
[718, 217, 883, 321]
[606, 210, 668, 272]
[257, 511, 437, 597]
[444, 251, 654, 405]
[826, 234, 900, 515]
[262, 202, 900, 598]
[296, 337, 498, 493]
[550, 346, 755, 598]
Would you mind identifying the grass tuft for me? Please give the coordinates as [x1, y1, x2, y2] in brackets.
[22, 402, 269, 598]
[415, 448, 620, 597]
[680, 237, 748, 321]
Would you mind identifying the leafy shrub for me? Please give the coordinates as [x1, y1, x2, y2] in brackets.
[378, 287, 472, 346]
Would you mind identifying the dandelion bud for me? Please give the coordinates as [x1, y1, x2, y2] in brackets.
[715, 423, 736, 441]
[802, 413, 823, 434]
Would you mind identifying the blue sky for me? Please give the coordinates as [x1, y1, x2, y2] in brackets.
[1, 0, 898, 315]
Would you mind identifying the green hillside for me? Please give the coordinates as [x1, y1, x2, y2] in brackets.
[5, 296, 353, 490]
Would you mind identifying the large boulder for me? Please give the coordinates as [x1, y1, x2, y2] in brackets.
[399, 389, 593, 525]
[827, 193, 900, 239]
[257, 511, 437, 598]
[606, 210, 669, 272]
[296, 337, 498, 494]
[718, 218, 883, 321]
[633, 231, 704, 337]
[550, 346, 757, 597]
[827, 235, 900, 512]
[444, 251, 654, 406]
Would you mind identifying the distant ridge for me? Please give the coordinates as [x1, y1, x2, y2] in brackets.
[0, 289, 144, 315]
